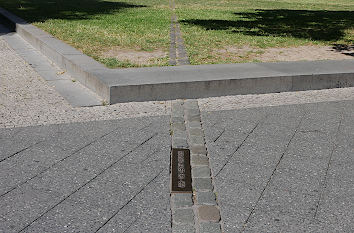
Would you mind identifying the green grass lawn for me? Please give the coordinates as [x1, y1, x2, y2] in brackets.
[176, 0, 354, 64]
[0, 0, 171, 68]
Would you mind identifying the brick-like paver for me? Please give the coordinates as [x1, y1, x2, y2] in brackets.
[198, 205, 221, 222]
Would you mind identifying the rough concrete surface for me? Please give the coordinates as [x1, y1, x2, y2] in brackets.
[0, 36, 170, 129]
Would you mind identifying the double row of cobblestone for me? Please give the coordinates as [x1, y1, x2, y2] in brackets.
[170, 100, 222, 233]
[169, 0, 190, 66]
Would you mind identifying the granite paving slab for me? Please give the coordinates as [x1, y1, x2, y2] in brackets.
[0, 116, 171, 233]
[202, 100, 354, 232]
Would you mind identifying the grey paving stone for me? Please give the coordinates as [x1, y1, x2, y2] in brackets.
[185, 109, 201, 122]
[184, 100, 199, 110]
[173, 129, 188, 139]
[301, 125, 353, 231]
[171, 116, 185, 124]
[172, 193, 193, 208]
[185, 114, 200, 122]
[191, 154, 209, 167]
[186, 121, 202, 129]
[203, 101, 354, 232]
[0, 116, 172, 233]
[172, 224, 196, 233]
[172, 101, 184, 113]
[184, 108, 200, 117]
[172, 122, 186, 131]
[173, 137, 189, 149]
[172, 110, 184, 118]
[0, 126, 57, 161]
[196, 191, 216, 205]
[192, 166, 211, 178]
[172, 105, 184, 115]
[198, 205, 220, 222]
[95, 171, 171, 233]
[173, 209, 195, 225]
[0, 120, 130, 196]
[200, 222, 221, 233]
[193, 178, 213, 191]
[189, 135, 205, 145]
[189, 128, 203, 136]
[190, 145, 207, 155]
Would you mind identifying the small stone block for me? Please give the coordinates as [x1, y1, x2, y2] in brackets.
[192, 166, 210, 178]
[191, 145, 207, 155]
[172, 122, 186, 131]
[189, 136, 205, 145]
[173, 137, 188, 149]
[171, 116, 185, 124]
[173, 208, 195, 224]
[184, 100, 198, 109]
[172, 102, 184, 111]
[193, 178, 213, 190]
[198, 205, 220, 222]
[191, 154, 209, 166]
[196, 192, 216, 205]
[200, 222, 221, 233]
[172, 108, 184, 117]
[189, 128, 203, 136]
[187, 121, 201, 129]
[172, 223, 196, 233]
[185, 109, 200, 122]
[185, 114, 200, 122]
[172, 193, 193, 208]
[172, 100, 184, 107]
[173, 129, 187, 139]
[185, 108, 200, 116]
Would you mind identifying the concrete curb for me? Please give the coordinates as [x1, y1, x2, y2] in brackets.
[0, 24, 102, 107]
[1, 7, 354, 104]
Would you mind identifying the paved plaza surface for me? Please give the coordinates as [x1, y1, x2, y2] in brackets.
[202, 101, 354, 232]
[1, 28, 354, 232]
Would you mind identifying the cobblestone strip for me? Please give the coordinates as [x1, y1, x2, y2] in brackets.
[170, 100, 222, 233]
[169, 0, 190, 66]
[170, 100, 195, 233]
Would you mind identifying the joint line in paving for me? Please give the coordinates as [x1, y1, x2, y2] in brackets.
[0, 125, 122, 198]
[95, 168, 164, 233]
[18, 133, 158, 232]
[215, 116, 267, 178]
[213, 128, 225, 143]
[313, 110, 344, 219]
[0, 123, 154, 198]
[0, 141, 42, 164]
[241, 114, 305, 231]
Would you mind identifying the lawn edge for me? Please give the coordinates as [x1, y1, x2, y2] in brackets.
[1, 7, 354, 104]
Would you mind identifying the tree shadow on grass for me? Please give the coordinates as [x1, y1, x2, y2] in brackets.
[180, 9, 354, 42]
[0, 0, 146, 22]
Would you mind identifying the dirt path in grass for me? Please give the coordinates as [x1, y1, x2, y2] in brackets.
[214, 45, 354, 63]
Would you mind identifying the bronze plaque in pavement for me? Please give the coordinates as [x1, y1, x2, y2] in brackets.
[171, 148, 192, 193]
